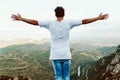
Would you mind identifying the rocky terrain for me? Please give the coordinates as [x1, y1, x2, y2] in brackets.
[0, 39, 118, 80]
[77, 45, 120, 80]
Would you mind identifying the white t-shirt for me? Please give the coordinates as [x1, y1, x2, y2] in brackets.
[38, 20, 82, 60]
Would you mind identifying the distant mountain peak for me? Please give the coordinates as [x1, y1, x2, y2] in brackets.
[0, 38, 50, 48]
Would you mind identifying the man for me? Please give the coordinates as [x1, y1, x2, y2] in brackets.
[11, 6, 108, 80]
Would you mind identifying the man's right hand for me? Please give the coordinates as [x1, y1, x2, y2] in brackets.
[11, 13, 38, 25]
[11, 13, 22, 21]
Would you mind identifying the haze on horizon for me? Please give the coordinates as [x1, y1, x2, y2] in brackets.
[0, 0, 120, 45]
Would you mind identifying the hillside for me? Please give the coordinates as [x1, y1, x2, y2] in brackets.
[76, 45, 120, 80]
[0, 43, 52, 80]
[0, 41, 117, 80]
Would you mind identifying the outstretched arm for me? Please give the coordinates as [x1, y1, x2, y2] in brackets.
[82, 13, 109, 24]
[11, 13, 38, 25]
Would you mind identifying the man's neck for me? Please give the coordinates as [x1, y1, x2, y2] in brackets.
[57, 17, 64, 21]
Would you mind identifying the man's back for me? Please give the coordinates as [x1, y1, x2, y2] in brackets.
[38, 20, 82, 60]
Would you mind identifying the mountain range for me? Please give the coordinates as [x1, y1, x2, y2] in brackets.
[0, 39, 119, 80]
[76, 45, 120, 80]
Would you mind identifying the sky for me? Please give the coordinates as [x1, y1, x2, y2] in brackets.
[0, 0, 120, 45]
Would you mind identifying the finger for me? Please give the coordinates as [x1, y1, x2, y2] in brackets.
[17, 13, 21, 17]
[11, 14, 16, 19]
[11, 16, 16, 20]
[11, 14, 18, 20]
[99, 12, 102, 16]
[11, 14, 14, 18]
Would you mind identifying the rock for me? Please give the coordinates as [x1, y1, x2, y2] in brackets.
[100, 45, 120, 80]
[77, 45, 120, 80]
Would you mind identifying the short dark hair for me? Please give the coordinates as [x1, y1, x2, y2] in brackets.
[54, 6, 65, 17]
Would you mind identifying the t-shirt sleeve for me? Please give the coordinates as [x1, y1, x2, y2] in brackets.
[69, 20, 82, 29]
[38, 20, 50, 29]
